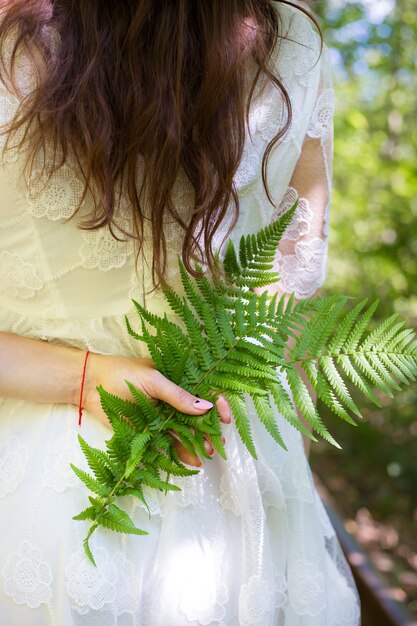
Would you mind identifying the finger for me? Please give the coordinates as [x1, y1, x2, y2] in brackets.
[203, 435, 215, 456]
[144, 371, 213, 415]
[215, 394, 232, 424]
[171, 434, 202, 467]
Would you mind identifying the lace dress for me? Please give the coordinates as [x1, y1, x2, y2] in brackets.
[0, 5, 360, 625]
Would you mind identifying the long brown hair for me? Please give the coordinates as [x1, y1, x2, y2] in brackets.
[0, 0, 320, 284]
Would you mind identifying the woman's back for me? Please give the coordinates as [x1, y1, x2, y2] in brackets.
[1, 3, 329, 346]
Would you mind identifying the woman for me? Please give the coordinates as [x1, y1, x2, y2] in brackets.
[0, 1, 360, 624]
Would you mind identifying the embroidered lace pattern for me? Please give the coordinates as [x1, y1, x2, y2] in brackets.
[239, 573, 287, 626]
[287, 560, 326, 616]
[65, 547, 139, 616]
[79, 217, 133, 271]
[42, 433, 84, 493]
[270, 47, 334, 300]
[0, 251, 44, 299]
[0, 437, 28, 498]
[2, 541, 53, 608]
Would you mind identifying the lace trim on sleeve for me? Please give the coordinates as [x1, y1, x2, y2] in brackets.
[272, 45, 334, 300]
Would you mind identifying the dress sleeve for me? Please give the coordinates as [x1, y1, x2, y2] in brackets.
[271, 45, 334, 301]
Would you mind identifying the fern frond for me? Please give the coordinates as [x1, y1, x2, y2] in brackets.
[223, 239, 240, 278]
[351, 353, 394, 397]
[302, 360, 356, 425]
[326, 299, 368, 355]
[285, 367, 340, 448]
[216, 308, 236, 347]
[78, 436, 118, 483]
[367, 353, 402, 392]
[70, 465, 111, 497]
[139, 322, 165, 372]
[72, 506, 97, 522]
[83, 523, 98, 566]
[342, 300, 379, 352]
[124, 381, 160, 425]
[178, 260, 206, 316]
[388, 353, 417, 381]
[137, 468, 181, 492]
[98, 504, 148, 536]
[360, 314, 403, 352]
[97, 386, 146, 430]
[269, 378, 314, 439]
[336, 354, 382, 407]
[238, 201, 298, 275]
[253, 395, 286, 450]
[319, 356, 362, 418]
[227, 393, 257, 459]
[74, 210, 417, 566]
[125, 432, 153, 478]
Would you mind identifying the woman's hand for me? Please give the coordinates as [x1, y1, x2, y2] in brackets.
[84, 353, 231, 467]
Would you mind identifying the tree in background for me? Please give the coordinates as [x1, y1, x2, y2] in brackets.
[310, 0, 417, 614]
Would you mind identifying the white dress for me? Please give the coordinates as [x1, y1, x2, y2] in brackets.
[0, 5, 360, 625]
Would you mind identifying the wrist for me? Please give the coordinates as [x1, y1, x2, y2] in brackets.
[82, 351, 102, 414]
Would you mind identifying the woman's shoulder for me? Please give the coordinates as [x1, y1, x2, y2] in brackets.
[272, 2, 323, 89]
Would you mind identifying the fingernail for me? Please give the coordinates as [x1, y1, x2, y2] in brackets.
[204, 440, 215, 456]
[222, 436, 227, 444]
[194, 398, 213, 410]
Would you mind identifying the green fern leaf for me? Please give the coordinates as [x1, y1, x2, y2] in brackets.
[391, 329, 417, 352]
[336, 354, 382, 407]
[157, 456, 199, 477]
[205, 373, 267, 395]
[139, 322, 165, 373]
[97, 386, 146, 430]
[215, 308, 236, 347]
[138, 468, 181, 492]
[326, 299, 367, 355]
[83, 523, 98, 566]
[269, 378, 315, 439]
[351, 353, 394, 397]
[124, 381, 160, 425]
[223, 239, 240, 278]
[178, 260, 206, 316]
[253, 395, 286, 450]
[70, 464, 111, 497]
[303, 360, 356, 425]
[342, 300, 379, 352]
[285, 367, 340, 448]
[377, 353, 410, 385]
[125, 432, 153, 478]
[227, 393, 257, 459]
[388, 353, 417, 381]
[319, 356, 362, 418]
[72, 506, 97, 522]
[234, 297, 247, 336]
[360, 314, 402, 352]
[73, 210, 417, 557]
[98, 504, 148, 535]
[238, 201, 297, 273]
[78, 436, 118, 483]
[367, 353, 402, 392]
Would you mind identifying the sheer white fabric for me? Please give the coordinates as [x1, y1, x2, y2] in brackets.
[0, 4, 360, 625]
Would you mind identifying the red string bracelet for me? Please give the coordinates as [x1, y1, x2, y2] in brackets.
[78, 350, 90, 427]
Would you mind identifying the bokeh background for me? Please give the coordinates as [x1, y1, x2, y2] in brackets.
[306, 0, 417, 619]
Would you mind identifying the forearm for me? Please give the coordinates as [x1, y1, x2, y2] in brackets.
[0, 331, 85, 406]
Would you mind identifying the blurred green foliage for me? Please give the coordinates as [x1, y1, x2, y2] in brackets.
[316, 0, 417, 318]
[308, 0, 417, 609]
